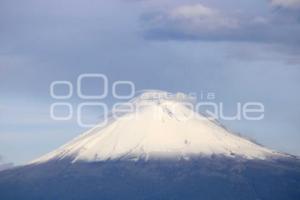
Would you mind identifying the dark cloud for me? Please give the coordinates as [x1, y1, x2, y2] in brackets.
[141, 3, 300, 49]
[270, 0, 300, 10]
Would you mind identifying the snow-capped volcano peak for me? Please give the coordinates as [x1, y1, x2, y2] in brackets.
[32, 90, 283, 164]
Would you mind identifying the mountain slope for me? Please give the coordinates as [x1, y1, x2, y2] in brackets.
[0, 91, 299, 200]
[32, 91, 283, 163]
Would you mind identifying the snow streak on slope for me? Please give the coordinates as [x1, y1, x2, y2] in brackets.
[32, 91, 283, 163]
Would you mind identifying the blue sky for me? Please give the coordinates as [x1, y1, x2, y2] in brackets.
[0, 0, 300, 165]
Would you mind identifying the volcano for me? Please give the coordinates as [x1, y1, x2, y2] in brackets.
[0, 91, 299, 200]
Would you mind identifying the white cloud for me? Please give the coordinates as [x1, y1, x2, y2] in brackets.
[144, 3, 240, 36]
[175, 4, 239, 32]
[271, 0, 300, 9]
[169, 4, 239, 30]
[169, 4, 216, 19]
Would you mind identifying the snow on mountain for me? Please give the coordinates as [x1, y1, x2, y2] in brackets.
[32, 90, 284, 164]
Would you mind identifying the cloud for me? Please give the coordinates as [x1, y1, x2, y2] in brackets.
[141, 3, 300, 48]
[168, 4, 239, 30]
[170, 4, 215, 18]
[271, 0, 300, 9]
[141, 4, 241, 41]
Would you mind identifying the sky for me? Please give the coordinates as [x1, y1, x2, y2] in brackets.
[0, 0, 300, 165]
